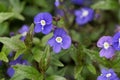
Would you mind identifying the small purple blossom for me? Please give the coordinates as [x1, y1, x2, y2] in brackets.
[97, 36, 115, 59]
[34, 12, 53, 34]
[97, 69, 119, 80]
[55, 0, 60, 7]
[7, 55, 29, 77]
[113, 32, 120, 50]
[0, 61, 2, 66]
[75, 7, 94, 25]
[7, 67, 15, 77]
[71, 0, 84, 5]
[18, 25, 29, 41]
[48, 28, 71, 53]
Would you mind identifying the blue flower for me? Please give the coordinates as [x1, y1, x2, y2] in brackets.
[48, 28, 71, 53]
[7, 55, 29, 77]
[55, 0, 60, 7]
[97, 69, 119, 80]
[113, 32, 120, 50]
[75, 7, 94, 25]
[18, 25, 29, 41]
[7, 67, 15, 77]
[97, 36, 115, 59]
[34, 12, 53, 34]
[71, 0, 84, 5]
[0, 61, 2, 66]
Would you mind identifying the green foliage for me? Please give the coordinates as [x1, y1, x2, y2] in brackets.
[91, 0, 119, 10]
[10, 64, 43, 80]
[46, 75, 66, 80]
[0, 0, 120, 80]
[0, 52, 8, 62]
[0, 12, 14, 23]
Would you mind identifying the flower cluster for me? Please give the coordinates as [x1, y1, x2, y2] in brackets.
[97, 32, 120, 59]
[34, 12, 72, 53]
[97, 69, 119, 80]
[7, 54, 29, 77]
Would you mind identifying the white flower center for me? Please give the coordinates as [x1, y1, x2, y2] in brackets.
[55, 37, 62, 43]
[106, 73, 111, 78]
[103, 42, 110, 49]
[81, 10, 89, 17]
[40, 20, 46, 30]
[22, 32, 27, 36]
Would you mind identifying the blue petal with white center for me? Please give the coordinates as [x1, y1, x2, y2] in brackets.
[75, 7, 94, 25]
[48, 28, 71, 53]
[34, 12, 53, 34]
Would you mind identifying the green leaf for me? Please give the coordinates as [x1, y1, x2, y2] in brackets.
[24, 23, 34, 48]
[0, 52, 8, 62]
[41, 32, 53, 46]
[0, 12, 14, 23]
[39, 45, 51, 72]
[87, 64, 96, 74]
[51, 57, 64, 67]
[0, 37, 26, 51]
[46, 75, 66, 80]
[10, 0, 25, 13]
[10, 65, 43, 80]
[74, 66, 83, 79]
[32, 47, 43, 62]
[91, 0, 119, 10]
[13, 13, 25, 21]
[0, 22, 9, 36]
[0, 36, 26, 59]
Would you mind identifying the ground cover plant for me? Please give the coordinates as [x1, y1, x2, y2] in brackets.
[0, 0, 120, 80]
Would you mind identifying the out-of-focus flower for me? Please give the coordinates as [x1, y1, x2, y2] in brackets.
[97, 69, 119, 80]
[115, 25, 120, 32]
[55, 0, 60, 7]
[0, 61, 2, 66]
[7, 67, 15, 77]
[97, 36, 115, 59]
[71, 0, 84, 5]
[113, 32, 120, 50]
[7, 55, 29, 77]
[75, 7, 94, 25]
[18, 25, 29, 41]
[34, 12, 53, 34]
[48, 28, 71, 53]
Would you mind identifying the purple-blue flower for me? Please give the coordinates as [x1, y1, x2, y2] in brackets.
[71, 0, 84, 5]
[113, 32, 120, 50]
[7, 67, 15, 77]
[97, 69, 119, 80]
[18, 25, 29, 41]
[97, 36, 115, 59]
[55, 0, 60, 7]
[7, 55, 29, 77]
[0, 61, 2, 66]
[48, 28, 71, 53]
[75, 7, 94, 25]
[34, 12, 53, 34]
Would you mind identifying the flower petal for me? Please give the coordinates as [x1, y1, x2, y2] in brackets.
[7, 67, 15, 77]
[54, 28, 67, 37]
[42, 24, 52, 34]
[34, 24, 42, 33]
[99, 47, 115, 59]
[53, 43, 61, 53]
[48, 37, 55, 47]
[62, 35, 71, 49]
[97, 36, 113, 48]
